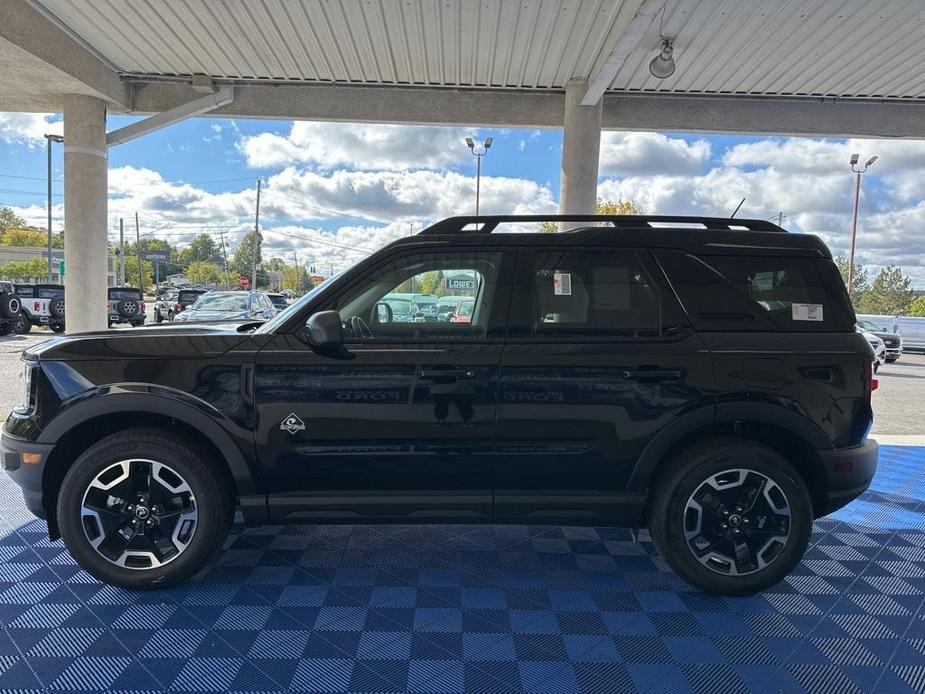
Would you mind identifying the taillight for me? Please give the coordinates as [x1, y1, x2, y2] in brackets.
[175, 303, 182, 312]
[34, 301, 40, 311]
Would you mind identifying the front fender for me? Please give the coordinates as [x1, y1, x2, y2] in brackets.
[39, 386, 261, 502]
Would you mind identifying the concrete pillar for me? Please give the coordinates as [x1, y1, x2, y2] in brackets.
[559, 78, 602, 223]
[63, 95, 108, 333]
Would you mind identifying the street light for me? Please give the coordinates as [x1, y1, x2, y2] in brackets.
[44, 133, 64, 283]
[465, 136, 492, 216]
[847, 153, 878, 295]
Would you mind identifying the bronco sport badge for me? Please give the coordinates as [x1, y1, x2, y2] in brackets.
[280, 413, 306, 435]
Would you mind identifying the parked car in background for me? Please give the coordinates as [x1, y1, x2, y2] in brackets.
[107, 287, 146, 328]
[174, 290, 276, 323]
[17, 284, 65, 333]
[857, 318, 902, 362]
[858, 328, 886, 371]
[153, 287, 178, 323]
[266, 293, 290, 312]
[0, 281, 24, 336]
[165, 288, 207, 322]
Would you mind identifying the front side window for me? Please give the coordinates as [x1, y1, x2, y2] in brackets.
[527, 250, 661, 338]
[334, 251, 502, 341]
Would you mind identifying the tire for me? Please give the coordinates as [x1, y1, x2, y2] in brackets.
[57, 427, 234, 589]
[874, 362, 880, 374]
[648, 437, 812, 595]
[117, 299, 140, 318]
[49, 297, 65, 319]
[50, 322, 65, 333]
[0, 293, 21, 319]
[155, 309, 163, 324]
[0, 321, 11, 337]
[12, 314, 31, 334]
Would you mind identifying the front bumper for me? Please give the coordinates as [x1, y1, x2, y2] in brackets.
[1, 432, 53, 520]
[816, 438, 879, 517]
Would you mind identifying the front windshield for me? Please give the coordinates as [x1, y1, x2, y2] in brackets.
[858, 319, 889, 332]
[191, 293, 249, 312]
[255, 275, 339, 334]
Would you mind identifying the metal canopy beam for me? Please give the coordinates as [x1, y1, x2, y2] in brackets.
[582, 0, 664, 106]
[0, 0, 129, 109]
[106, 86, 234, 146]
[131, 80, 925, 139]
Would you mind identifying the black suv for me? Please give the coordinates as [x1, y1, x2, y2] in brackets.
[1, 215, 878, 594]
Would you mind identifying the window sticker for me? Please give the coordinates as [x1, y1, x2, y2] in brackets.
[792, 303, 823, 321]
[553, 271, 572, 296]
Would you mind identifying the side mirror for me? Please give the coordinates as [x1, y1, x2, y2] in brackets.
[374, 302, 393, 324]
[305, 310, 346, 354]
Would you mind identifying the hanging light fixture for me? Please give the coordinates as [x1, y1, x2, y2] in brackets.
[649, 36, 676, 79]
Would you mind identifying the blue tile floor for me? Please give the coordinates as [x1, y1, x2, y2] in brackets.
[1, 445, 924, 693]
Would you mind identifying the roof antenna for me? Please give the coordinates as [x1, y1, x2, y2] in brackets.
[730, 197, 745, 218]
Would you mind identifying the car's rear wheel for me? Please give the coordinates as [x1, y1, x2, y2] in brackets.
[12, 314, 31, 334]
[58, 428, 233, 589]
[648, 437, 812, 595]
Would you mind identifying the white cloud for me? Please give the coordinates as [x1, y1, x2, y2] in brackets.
[238, 122, 480, 171]
[0, 113, 62, 146]
[600, 132, 710, 176]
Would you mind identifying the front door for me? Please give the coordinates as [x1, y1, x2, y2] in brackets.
[255, 248, 512, 523]
[494, 247, 714, 524]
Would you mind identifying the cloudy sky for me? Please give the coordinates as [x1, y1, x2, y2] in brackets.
[1, 111, 923, 284]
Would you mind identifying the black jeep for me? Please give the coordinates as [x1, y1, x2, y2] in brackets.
[1, 215, 878, 594]
[0, 281, 24, 336]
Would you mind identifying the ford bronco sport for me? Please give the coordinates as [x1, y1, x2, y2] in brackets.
[1, 215, 878, 594]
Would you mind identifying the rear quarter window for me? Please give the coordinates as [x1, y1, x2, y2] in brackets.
[657, 250, 849, 332]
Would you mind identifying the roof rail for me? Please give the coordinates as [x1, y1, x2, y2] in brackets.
[418, 215, 786, 235]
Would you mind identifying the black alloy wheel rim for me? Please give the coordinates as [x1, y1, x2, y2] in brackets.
[683, 468, 792, 576]
[80, 459, 198, 570]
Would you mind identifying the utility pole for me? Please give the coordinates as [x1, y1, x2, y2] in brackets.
[135, 212, 142, 293]
[777, 211, 783, 227]
[219, 231, 230, 289]
[119, 218, 125, 285]
[252, 178, 261, 288]
[847, 153, 878, 295]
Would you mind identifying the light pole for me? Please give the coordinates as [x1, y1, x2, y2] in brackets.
[847, 153, 878, 295]
[44, 133, 64, 282]
[465, 136, 492, 216]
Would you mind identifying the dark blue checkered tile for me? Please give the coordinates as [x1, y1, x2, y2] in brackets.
[1, 444, 924, 692]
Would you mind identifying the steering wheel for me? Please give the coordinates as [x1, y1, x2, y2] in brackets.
[348, 315, 374, 339]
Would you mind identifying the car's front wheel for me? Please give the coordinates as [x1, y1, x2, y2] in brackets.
[57, 428, 233, 589]
[648, 437, 812, 595]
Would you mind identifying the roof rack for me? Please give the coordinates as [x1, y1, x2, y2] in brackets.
[418, 214, 786, 235]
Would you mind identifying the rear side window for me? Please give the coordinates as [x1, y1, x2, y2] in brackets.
[657, 251, 843, 332]
[527, 250, 661, 338]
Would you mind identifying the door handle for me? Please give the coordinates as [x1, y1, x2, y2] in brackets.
[417, 368, 475, 379]
[623, 368, 683, 381]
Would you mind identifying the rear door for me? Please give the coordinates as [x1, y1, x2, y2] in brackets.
[494, 247, 715, 524]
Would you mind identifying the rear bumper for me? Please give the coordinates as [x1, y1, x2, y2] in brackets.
[1, 432, 53, 520]
[816, 439, 879, 517]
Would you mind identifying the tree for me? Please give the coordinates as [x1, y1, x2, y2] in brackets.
[179, 234, 219, 264]
[538, 198, 642, 233]
[263, 257, 286, 272]
[0, 257, 49, 281]
[231, 230, 262, 281]
[0, 228, 63, 248]
[115, 257, 154, 292]
[834, 256, 869, 298]
[417, 270, 445, 296]
[186, 261, 221, 286]
[281, 263, 304, 292]
[909, 295, 925, 317]
[855, 265, 915, 315]
[0, 208, 26, 232]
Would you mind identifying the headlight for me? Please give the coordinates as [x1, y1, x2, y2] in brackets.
[13, 361, 36, 415]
